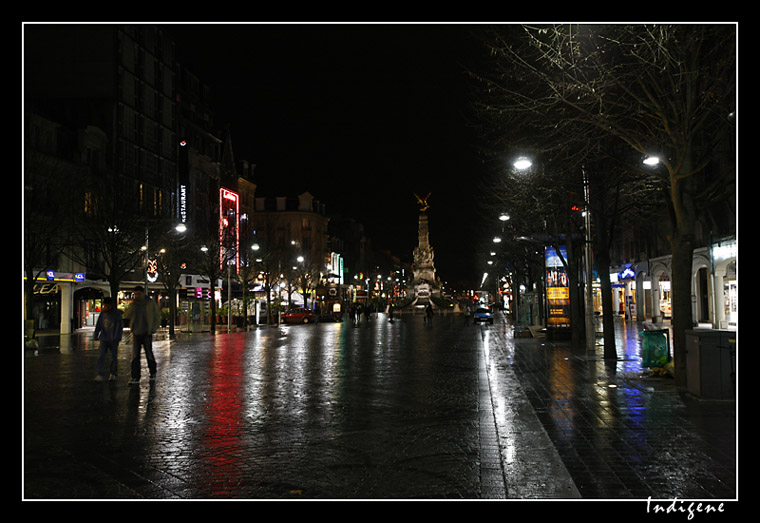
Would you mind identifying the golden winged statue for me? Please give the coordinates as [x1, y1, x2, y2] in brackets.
[413, 192, 432, 212]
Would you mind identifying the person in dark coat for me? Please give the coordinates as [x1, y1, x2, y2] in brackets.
[93, 297, 123, 381]
[425, 303, 434, 326]
[124, 286, 161, 384]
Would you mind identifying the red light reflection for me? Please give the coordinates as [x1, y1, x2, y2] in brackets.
[202, 335, 246, 497]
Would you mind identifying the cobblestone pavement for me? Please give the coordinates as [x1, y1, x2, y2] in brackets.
[23, 312, 737, 503]
[483, 321, 737, 501]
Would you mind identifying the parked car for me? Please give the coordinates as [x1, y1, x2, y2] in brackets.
[473, 307, 494, 324]
[282, 308, 316, 324]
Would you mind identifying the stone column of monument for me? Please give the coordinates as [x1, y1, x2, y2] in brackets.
[412, 193, 439, 303]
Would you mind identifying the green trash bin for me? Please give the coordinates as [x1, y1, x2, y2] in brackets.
[640, 329, 670, 368]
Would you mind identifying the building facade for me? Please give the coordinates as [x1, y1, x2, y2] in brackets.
[25, 25, 182, 334]
[253, 192, 330, 270]
[608, 235, 737, 330]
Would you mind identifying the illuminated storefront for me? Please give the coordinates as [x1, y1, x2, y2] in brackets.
[178, 274, 223, 332]
[711, 238, 737, 328]
[610, 264, 639, 319]
[24, 271, 109, 334]
[627, 236, 736, 329]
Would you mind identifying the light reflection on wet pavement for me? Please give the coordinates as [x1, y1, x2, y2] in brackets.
[24, 313, 736, 501]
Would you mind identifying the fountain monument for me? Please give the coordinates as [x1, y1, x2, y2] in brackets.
[411, 192, 440, 304]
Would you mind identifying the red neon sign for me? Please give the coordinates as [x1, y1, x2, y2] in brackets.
[219, 188, 240, 273]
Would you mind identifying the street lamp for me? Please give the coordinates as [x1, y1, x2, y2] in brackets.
[513, 157, 533, 170]
[643, 155, 660, 166]
[143, 223, 188, 338]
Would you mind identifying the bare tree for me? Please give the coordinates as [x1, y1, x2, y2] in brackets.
[237, 231, 259, 329]
[65, 170, 146, 301]
[293, 255, 321, 311]
[152, 220, 192, 338]
[23, 150, 80, 328]
[249, 220, 289, 325]
[480, 153, 587, 343]
[192, 206, 230, 334]
[471, 24, 735, 386]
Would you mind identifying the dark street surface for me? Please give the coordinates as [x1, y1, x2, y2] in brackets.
[23, 311, 737, 502]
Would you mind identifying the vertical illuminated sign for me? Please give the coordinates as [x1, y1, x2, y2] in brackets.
[219, 188, 240, 273]
[179, 184, 187, 224]
[178, 139, 189, 225]
[545, 246, 570, 329]
[330, 252, 344, 285]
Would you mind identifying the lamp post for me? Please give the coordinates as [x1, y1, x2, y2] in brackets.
[143, 226, 150, 294]
[490, 236, 501, 311]
[250, 243, 262, 325]
[227, 259, 232, 332]
[509, 157, 535, 326]
[296, 255, 305, 308]
[143, 222, 188, 338]
[583, 168, 595, 354]
[143, 222, 187, 295]
[168, 222, 189, 339]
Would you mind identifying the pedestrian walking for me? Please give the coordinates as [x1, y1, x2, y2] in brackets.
[388, 303, 394, 323]
[464, 303, 471, 325]
[425, 303, 434, 326]
[93, 297, 123, 381]
[123, 286, 161, 385]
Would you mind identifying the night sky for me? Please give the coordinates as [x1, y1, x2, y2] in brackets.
[167, 23, 488, 288]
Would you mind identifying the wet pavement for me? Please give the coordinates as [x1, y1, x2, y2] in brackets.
[23, 312, 737, 502]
